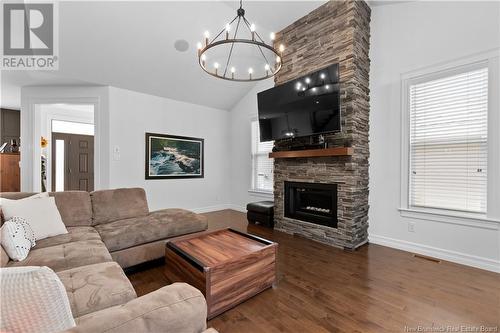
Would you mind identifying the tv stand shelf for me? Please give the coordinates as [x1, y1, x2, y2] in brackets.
[269, 147, 353, 159]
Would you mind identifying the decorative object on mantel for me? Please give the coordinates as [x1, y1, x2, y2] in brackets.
[145, 133, 204, 179]
[197, 0, 284, 82]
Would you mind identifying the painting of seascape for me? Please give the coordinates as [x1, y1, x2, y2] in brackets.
[145, 133, 204, 179]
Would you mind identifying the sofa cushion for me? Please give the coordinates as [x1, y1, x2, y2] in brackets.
[57, 262, 137, 318]
[110, 239, 167, 269]
[34, 227, 101, 250]
[95, 209, 208, 252]
[70, 283, 207, 333]
[51, 191, 93, 227]
[7, 240, 112, 272]
[1, 244, 10, 267]
[91, 188, 149, 225]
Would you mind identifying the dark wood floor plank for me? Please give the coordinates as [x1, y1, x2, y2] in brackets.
[126, 210, 500, 333]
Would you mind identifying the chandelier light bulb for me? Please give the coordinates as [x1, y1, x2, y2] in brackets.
[320, 73, 326, 79]
[214, 62, 219, 69]
[231, 67, 236, 73]
[270, 32, 275, 41]
[305, 77, 311, 84]
[276, 56, 281, 63]
[250, 23, 256, 32]
[204, 30, 210, 46]
[325, 85, 330, 89]
[279, 44, 285, 53]
[225, 23, 231, 32]
[248, 68, 253, 74]
[265, 64, 270, 70]
[296, 82, 302, 90]
[197, 42, 202, 50]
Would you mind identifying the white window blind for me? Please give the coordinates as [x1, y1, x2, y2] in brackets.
[251, 120, 274, 192]
[409, 65, 488, 213]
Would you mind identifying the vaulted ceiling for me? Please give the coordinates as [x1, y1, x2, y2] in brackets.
[1, 1, 328, 110]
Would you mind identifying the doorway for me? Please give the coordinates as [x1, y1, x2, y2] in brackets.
[38, 104, 95, 192]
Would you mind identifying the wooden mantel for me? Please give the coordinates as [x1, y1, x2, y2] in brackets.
[269, 147, 353, 159]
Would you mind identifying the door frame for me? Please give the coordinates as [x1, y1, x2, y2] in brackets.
[42, 108, 94, 191]
[20, 87, 109, 192]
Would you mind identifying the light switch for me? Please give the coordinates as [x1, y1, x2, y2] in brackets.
[113, 145, 121, 161]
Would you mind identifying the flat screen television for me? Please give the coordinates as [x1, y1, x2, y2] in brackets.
[257, 63, 340, 142]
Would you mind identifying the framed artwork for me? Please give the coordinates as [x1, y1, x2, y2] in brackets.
[145, 133, 204, 179]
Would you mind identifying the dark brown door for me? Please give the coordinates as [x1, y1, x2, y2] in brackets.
[51, 133, 94, 191]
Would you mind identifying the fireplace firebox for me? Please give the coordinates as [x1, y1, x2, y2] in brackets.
[284, 181, 338, 228]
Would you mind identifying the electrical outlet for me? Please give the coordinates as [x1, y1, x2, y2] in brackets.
[408, 221, 416, 233]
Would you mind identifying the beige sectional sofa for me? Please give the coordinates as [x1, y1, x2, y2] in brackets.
[1, 188, 214, 333]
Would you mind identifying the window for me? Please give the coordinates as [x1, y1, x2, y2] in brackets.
[408, 64, 488, 214]
[251, 120, 274, 192]
[52, 120, 94, 135]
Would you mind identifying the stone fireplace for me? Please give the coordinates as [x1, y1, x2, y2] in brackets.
[272, 0, 370, 250]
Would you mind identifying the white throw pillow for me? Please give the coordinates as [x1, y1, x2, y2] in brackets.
[1, 196, 67, 241]
[0, 217, 36, 261]
[0, 266, 76, 333]
[1, 192, 48, 221]
[0, 192, 49, 204]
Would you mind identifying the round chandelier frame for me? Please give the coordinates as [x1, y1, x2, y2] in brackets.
[197, 1, 284, 82]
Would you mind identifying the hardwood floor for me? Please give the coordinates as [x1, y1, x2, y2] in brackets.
[127, 210, 500, 333]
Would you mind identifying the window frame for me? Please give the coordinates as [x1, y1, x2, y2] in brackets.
[400, 50, 500, 226]
[250, 119, 274, 194]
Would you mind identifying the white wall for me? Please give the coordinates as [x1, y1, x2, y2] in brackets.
[228, 79, 274, 211]
[108, 87, 231, 212]
[369, 1, 500, 272]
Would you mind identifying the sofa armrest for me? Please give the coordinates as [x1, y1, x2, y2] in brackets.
[64, 283, 208, 333]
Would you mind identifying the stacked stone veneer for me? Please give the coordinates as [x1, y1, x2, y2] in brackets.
[273, 0, 371, 249]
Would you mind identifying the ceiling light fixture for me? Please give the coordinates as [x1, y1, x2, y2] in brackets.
[197, 0, 284, 82]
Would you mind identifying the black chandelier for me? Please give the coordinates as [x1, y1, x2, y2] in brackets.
[197, 0, 284, 82]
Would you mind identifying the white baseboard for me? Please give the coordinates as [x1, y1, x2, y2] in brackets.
[191, 204, 233, 214]
[190, 204, 247, 214]
[369, 234, 500, 273]
[228, 204, 247, 213]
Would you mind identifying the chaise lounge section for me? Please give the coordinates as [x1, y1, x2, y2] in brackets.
[0, 187, 213, 333]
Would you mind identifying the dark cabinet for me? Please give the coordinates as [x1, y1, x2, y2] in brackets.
[0, 108, 21, 151]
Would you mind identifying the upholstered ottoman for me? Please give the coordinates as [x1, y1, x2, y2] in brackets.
[246, 201, 274, 228]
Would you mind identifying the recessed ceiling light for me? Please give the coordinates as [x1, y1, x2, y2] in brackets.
[174, 39, 190, 52]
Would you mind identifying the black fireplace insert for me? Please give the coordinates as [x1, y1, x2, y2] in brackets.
[284, 181, 338, 228]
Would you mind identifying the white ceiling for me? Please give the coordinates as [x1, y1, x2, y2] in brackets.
[1, 1, 327, 110]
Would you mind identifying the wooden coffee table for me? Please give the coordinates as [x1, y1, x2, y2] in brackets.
[164, 228, 277, 319]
